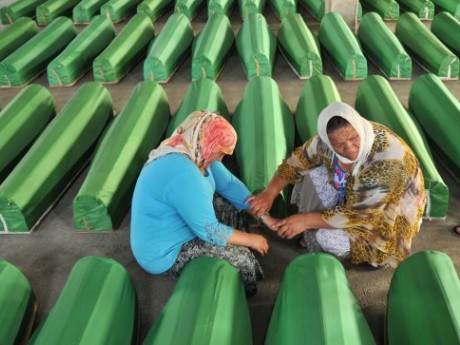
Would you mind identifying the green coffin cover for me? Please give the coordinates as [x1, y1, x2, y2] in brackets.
[269, 0, 295, 19]
[387, 250, 460, 345]
[432, 0, 460, 18]
[48, 16, 115, 87]
[174, 0, 205, 19]
[0, 17, 39, 62]
[28, 256, 137, 345]
[36, 0, 81, 25]
[298, 0, 323, 19]
[0, 84, 55, 184]
[239, 0, 266, 18]
[395, 12, 459, 79]
[295, 75, 341, 143]
[73, 0, 111, 23]
[431, 12, 460, 58]
[191, 14, 234, 81]
[142, 257, 252, 345]
[208, 0, 235, 16]
[166, 79, 230, 136]
[0, 17, 77, 88]
[73, 81, 170, 231]
[232, 76, 294, 217]
[0, 82, 112, 233]
[266, 254, 376, 345]
[358, 12, 411, 79]
[236, 13, 276, 79]
[360, 0, 399, 20]
[137, 0, 173, 21]
[0, 0, 48, 24]
[278, 13, 322, 79]
[143, 13, 193, 82]
[94, 13, 154, 83]
[0, 260, 36, 345]
[409, 73, 460, 177]
[319, 12, 367, 80]
[355, 75, 448, 219]
[396, 0, 434, 19]
[101, 0, 142, 22]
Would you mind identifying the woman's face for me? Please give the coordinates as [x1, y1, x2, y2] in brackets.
[327, 125, 360, 161]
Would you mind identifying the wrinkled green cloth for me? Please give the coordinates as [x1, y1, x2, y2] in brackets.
[137, 0, 173, 21]
[36, 0, 81, 25]
[431, 11, 460, 58]
[239, 0, 266, 18]
[360, 0, 399, 20]
[269, 0, 295, 19]
[208, 0, 235, 16]
[101, 0, 142, 22]
[0, 17, 38, 61]
[73, 0, 110, 23]
[397, 0, 434, 19]
[174, 0, 205, 19]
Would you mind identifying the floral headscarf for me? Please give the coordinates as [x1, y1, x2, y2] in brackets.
[146, 110, 237, 167]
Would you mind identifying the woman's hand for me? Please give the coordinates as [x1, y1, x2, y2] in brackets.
[248, 233, 269, 256]
[246, 191, 276, 218]
[275, 214, 309, 240]
[260, 214, 280, 232]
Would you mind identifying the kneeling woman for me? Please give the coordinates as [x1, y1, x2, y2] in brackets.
[130, 111, 268, 295]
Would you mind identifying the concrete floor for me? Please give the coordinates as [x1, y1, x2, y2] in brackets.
[0, 5, 459, 344]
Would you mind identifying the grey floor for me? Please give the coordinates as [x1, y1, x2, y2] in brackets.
[0, 5, 459, 345]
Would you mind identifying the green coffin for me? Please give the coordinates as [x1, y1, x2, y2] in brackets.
[28, 256, 137, 345]
[137, 0, 173, 21]
[0, 260, 36, 345]
[0, 17, 77, 88]
[266, 254, 376, 345]
[396, 0, 434, 19]
[395, 12, 459, 79]
[0, 17, 39, 62]
[94, 13, 154, 83]
[73, 81, 170, 231]
[73, 0, 111, 23]
[409, 73, 460, 177]
[431, 0, 460, 18]
[319, 12, 367, 80]
[431, 12, 460, 58]
[191, 14, 234, 81]
[387, 250, 460, 345]
[269, 0, 295, 19]
[355, 75, 448, 219]
[101, 0, 142, 22]
[0, 0, 47, 24]
[208, 0, 235, 16]
[0, 82, 112, 233]
[236, 13, 276, 79]
[143, 13, 193, 83]
[48, 15, 115, 87]
[298, 0, 324, 19]
[0, 84, 55, 184]
[358, 12, 411, 79]
[278, 13, 322, 79]
[174, 0, 205, 19]
[36, 0, 80, 25]
[295, 75, 341, 143]
[142, 257, 252, 345]
[232, 76, 294, 217]
[166, 79, 230, 136]
[360, 0, 399, 20]
[239, 0, 266, 18]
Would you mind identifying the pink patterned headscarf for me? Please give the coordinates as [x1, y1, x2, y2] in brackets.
[146, 111, 237, 167]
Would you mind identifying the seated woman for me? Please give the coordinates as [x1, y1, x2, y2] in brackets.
[130, 111, 268, 295]
[249, 102, 427, 268]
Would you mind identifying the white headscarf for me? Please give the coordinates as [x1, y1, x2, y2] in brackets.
[317, 102, 375, 176]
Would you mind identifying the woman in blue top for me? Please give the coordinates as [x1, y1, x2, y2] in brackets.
[131, 111, 268, 295]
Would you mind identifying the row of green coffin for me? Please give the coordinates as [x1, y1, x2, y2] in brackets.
[1, 251, 459, 345]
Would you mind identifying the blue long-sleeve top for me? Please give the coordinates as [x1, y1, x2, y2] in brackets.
[130, 153, 251, 274]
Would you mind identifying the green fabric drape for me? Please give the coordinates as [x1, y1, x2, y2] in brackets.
[360, 0, 399, 20]
[0, 84, 55, 184]
[396, 0, 434, 19]
[266, 254, 376, 345]
[208, 0, 235, 16]
[268, 0, 295, 19]
[0, 0, 47, 24]
[72, 0, 111, 24]
[101, 0, 142, 23]
[28, 256, 137, 345]
[395, 12, 459, 79]
[431, 12, 460, 58]
[0, 17, 39, 62]
[239, 0, 266, 18]
[232, 76, 294, 217]
[48, 16, 115, 87]
[387, 251, 460, 344]
[409, 73, 460, 177]
[295, 75, 341, 143]
[355, 75, 448, 219]
[236, 13, 276, 79]
[73, 81, 170, 231]
[142, 257, 252, 345]
[0, 17, 77, 88]
[0, 82, 112, 233]
[0, 260, 36, 345]
[137, 0, 173, 21]
[36, 0, 81, 25]
[166, 79, 229, 136]
[174, 0, 205, 19]
[319, 12, 367, 80]
[298, 0, 324, 19]
[94, 13, 154, 83]
[431, 0, 460, 18]
[143, 13, 193, 82]
[278, 13, 322, 79]
[191, 14, 234, 81]
[358, 12, 411, 79]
